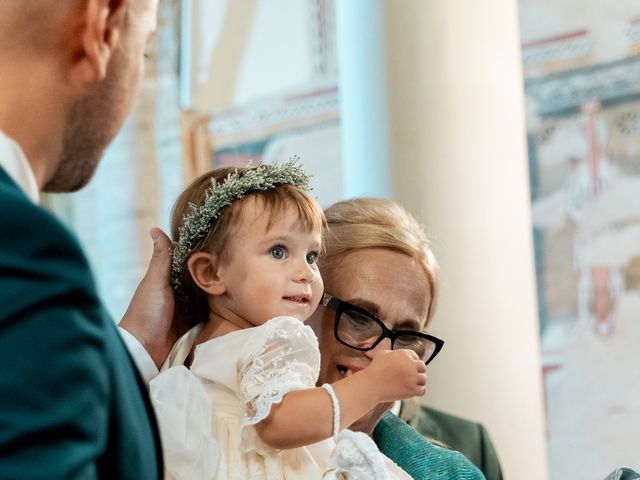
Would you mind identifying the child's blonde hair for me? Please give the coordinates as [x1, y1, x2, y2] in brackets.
[170, 165, 325, 333]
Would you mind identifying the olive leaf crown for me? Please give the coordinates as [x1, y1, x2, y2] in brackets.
[170, 159, 312, 297]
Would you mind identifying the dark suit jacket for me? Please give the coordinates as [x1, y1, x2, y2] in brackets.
[0, 167, 163, 479]
[403, 403, 503, 480]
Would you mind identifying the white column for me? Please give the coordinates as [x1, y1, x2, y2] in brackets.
[384, 1, 549, 478]
[335, 0, 391, 198]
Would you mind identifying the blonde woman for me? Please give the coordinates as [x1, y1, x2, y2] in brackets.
[309, 198, 502, 479]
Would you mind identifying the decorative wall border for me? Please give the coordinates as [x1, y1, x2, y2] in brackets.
[526, 56, 640, 117]
[207, 86, 339, 147]
[522, 30, 592, 70]
[310, 0, 337, 77]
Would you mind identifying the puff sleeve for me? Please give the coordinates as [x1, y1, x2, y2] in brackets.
[238, 316, 320, 453]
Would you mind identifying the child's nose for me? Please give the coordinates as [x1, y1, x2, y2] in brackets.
[293, 257, 314, 283]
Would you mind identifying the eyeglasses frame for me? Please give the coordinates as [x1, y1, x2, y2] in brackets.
[321, 293, 445, 365]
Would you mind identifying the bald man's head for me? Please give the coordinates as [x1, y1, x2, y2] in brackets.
[0, 0, 70, 55]
[0, 0, 158, 191]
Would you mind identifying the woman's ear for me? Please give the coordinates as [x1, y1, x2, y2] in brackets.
[187, 252, 226, 295]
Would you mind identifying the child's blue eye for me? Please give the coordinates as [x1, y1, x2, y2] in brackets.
[269, 246, 287, 260]
[306, 251, 319, 265]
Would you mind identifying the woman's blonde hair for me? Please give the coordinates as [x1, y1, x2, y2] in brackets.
[170, 166, 324, 332]
[321, 198, 441, 434]
[320, 198, 439, 325]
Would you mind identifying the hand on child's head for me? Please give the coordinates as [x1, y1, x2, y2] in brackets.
[366, 349, 427, 402]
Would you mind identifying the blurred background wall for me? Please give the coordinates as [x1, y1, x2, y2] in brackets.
[521, 0, 640, 478]
[44, 1, 640, 478]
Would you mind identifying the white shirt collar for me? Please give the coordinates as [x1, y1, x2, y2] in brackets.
[0, 130, 40, 204]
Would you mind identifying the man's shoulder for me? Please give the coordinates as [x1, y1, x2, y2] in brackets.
[417, 405, 484, 438]
[409, 403, 504, 480]
[0, 168, 91, 275]
[0, 169, 72, 237]
[0, 168, 100, 326]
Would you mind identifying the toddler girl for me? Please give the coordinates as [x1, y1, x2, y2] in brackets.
[150, 161, 426, 479]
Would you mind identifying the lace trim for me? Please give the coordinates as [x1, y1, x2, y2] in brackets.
[238, 316, 320, 453]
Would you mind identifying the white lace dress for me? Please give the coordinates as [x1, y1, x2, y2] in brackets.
[149, 316, 411, 480]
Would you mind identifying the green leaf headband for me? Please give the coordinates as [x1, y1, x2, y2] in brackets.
[170, 159, 312, 296]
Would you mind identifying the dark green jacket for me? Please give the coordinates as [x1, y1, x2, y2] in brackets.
[405, 404, 503, 480]
[0, 167, 163, 479]
[374, 411, 485, 480]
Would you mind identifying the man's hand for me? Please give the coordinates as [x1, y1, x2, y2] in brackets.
[120, 228, 176, 369]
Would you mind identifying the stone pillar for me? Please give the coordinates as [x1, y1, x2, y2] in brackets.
[335, 0, 391, 197]
[384, 1, 549, 478]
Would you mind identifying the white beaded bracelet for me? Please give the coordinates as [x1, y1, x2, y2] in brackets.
[321, 383, 340, 442]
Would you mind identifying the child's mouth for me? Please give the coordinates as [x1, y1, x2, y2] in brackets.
[283, 296, 310, 304]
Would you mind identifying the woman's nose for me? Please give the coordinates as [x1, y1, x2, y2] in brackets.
[363, 337, 393, 359]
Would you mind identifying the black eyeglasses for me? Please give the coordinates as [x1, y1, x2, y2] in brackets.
[321, 293, 444, 365]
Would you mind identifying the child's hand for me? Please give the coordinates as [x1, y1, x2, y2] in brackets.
[366, 349, 427, 402]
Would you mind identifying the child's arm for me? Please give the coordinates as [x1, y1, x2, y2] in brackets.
[254, 348, 426, 450]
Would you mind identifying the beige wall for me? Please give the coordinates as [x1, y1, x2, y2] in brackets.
[384, 1, 549, 478]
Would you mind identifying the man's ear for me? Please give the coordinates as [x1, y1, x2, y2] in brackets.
[187, 252, 227, 296]
[70, 0, 126, 86]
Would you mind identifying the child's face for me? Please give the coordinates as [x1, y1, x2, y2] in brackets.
[214, 198, 323, 327]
